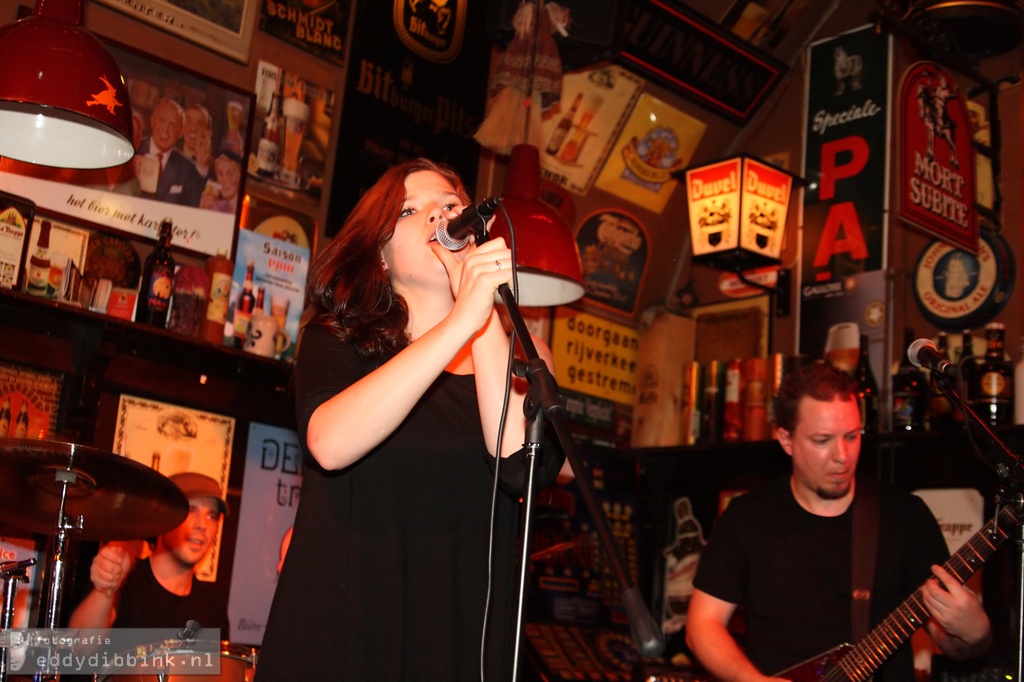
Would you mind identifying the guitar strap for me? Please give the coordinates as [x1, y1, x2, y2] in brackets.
[851, 475, 880, 642]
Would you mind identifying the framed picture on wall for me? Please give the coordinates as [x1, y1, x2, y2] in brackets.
[690, 296, 771, 363]
[0, 40, 253, 258]
[0, 361, 63, 440]
[247, 61, 335, 215]
[113, 394, 235, 581]
[93, 0, 258, 64]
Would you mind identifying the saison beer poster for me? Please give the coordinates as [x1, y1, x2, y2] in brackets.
[227, 422, 303, 645]
[229, 228, 309, 360]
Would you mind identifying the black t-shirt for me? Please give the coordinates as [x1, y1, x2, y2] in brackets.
[256, 325, 564, 681]
[115, 558, 230, 639]
[692, 476, 949, 681]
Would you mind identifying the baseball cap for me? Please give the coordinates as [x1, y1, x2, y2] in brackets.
[216, 148, 244, 167]
[169, 472, 229, 516]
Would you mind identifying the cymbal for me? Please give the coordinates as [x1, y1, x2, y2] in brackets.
[0, 439, 189, 541]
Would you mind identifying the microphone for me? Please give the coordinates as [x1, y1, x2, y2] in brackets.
[177, 619, 201, 641]
[907, 338, 956, 376]
[433, 196, 502, 251]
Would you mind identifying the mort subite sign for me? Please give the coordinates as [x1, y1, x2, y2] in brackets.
[898, 61, 977, 252]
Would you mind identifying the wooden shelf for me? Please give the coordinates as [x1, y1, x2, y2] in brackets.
[0, 287, 295, 444]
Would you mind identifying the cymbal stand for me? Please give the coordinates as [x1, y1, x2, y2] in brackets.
[35, 468, 84, 682]
[1, 558, 36, 682]
[39, 469, 83, 630]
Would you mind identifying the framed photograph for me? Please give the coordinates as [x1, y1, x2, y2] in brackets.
[0, 361, 63, 440]
[0, 41, 253, 258]
[22, 216, 90, 301]
[539, 65, 645, 196]
[113, 394, 235, 581]
[94, 0, 258, 64]
[247, 61, 335, 213]
[0, 189, 35, 290]
[690, 296, 771, 363]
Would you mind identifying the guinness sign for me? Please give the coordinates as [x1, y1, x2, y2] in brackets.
[616, 0, 786, 124]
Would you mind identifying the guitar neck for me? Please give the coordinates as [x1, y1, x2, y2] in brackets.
[836, 504, 1022, 682]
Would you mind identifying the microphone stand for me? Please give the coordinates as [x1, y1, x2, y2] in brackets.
[932, 371, 1024, 681]
[468, 207, 665, 680]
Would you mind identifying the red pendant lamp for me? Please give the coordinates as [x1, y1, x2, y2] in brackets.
[489, 144, 584, 307]
[0, 0, 135, 168]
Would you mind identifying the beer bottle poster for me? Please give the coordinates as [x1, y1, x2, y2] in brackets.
[247, 61, 335, 209]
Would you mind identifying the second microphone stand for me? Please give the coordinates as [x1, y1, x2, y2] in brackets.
[932, 369, 1024, 681]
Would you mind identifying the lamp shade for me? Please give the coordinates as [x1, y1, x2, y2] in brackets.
[0, 0, 134, 169]
[488, 145, 585, 307]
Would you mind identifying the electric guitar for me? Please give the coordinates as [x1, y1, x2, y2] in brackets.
[776, 501, 1023, 682]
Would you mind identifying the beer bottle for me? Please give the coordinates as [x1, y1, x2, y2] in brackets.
[971, 322, 1013, 427]
[854, 334, 879, 433]
[892, 328, 927, 431]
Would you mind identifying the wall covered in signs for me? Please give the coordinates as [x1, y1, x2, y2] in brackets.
[11, 0, 1012, 358]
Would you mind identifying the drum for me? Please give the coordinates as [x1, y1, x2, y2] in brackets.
[97, 640, 257, 681]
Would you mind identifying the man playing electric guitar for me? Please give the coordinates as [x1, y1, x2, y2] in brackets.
[686, 363, 993, 681]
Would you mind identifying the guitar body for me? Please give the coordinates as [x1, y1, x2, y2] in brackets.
[774, 644, 852, 682]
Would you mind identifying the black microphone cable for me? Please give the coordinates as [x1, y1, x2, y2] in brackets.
[480, 200, 519, 682]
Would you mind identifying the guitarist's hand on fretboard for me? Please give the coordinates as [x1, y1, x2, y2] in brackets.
[921, 564, 992, 661]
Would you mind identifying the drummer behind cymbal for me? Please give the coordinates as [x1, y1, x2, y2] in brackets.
[68, 472, 231, 638]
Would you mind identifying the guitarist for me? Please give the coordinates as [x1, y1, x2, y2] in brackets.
[686, 362, 992, 681]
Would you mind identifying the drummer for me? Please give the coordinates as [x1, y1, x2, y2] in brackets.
[68, 472, 231, 638]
